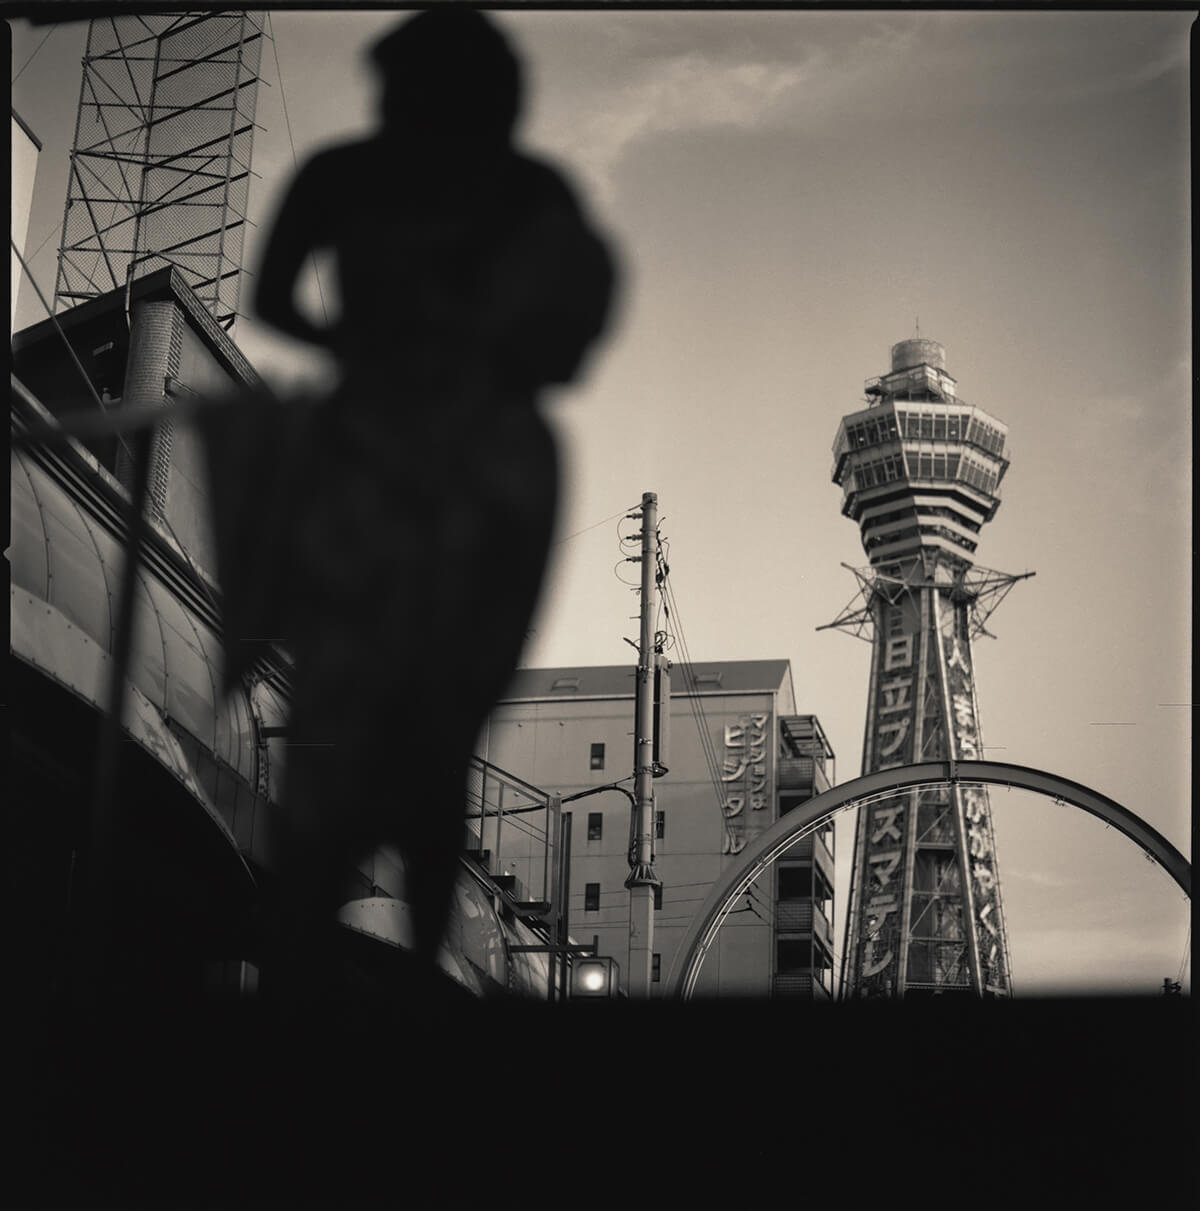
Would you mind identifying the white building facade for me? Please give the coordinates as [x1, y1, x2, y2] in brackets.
[479, 660, 836, 997]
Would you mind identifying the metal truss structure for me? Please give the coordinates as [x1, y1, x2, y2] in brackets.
[820, 561, 1036, 644]
[825, 338, 1033, 999]
[53, 11, 265, 330]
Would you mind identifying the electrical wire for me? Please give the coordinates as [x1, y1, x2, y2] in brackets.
[570, 890, 710, 908]
[617, 509, 643, 549]
[613, 558, 641, 588]
[670, 664, 729, 846]
[12, 24, 56, 84]
[19, 219, 67, 279]
[574, 912, 726, 928]
[12, 241, 107, 413]
[464, 799, 554, 819]
[568, 879, 775, 909]
[554, 503, 643, 548]
[656, 559, 736, 849]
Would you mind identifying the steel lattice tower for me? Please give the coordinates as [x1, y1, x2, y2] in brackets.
[824, 338, 1032, 998]
[53, 12, 265, 330]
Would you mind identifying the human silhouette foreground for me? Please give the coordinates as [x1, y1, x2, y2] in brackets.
[204, 9, 616, 1003]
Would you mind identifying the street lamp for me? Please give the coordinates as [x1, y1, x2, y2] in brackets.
[571, 955, 620, 999]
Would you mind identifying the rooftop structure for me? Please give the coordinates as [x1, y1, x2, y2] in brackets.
[53, 12, 265, 330]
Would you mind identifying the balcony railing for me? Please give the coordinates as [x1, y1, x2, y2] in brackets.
[776, 900, 833, 946]
[773, 972, 832, 998]
[779, 756, 833, 792]
[776, 829, 834, 874]
[775, 901, 814, 932]
[774, 973, 813, 996]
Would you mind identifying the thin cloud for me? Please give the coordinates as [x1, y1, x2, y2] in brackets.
[537, 51, 807, 206]
[527, 11, 1189, 208]
[1008, 868, 1075, 890]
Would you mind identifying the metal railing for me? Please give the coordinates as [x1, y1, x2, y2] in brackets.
[773, 972, 814, 997]
[775, 901, 814, 933]
[463, 756, 556, 908]
[775, 901, 833, 946]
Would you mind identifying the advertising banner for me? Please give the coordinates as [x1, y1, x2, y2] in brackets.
[721, 711, 771, 855]
[944, 626, 1010, 992]
[849, 596, 921, 994]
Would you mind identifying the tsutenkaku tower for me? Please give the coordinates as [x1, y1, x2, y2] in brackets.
[54, 12, 265, 330]
[824, 338, 1032, 999]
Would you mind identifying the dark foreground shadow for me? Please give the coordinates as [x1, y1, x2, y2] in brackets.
[13, 995, 1194, 1209]
[200, 9, 616, 1003]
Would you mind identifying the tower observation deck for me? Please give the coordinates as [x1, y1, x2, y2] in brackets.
[824, 338, 1032, 998]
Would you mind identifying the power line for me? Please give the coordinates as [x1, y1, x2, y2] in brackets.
[12, 24, 56, 84]
[21, 219, 67, 280]
[554, 503, 642, 548]
[657, 559, 734, 849]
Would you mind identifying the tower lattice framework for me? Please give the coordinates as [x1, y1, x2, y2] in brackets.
[53, 11, 265, 330]
[823, 338, 1032, 998]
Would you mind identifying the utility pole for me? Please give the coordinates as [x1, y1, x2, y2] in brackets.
[625, 491, 662, 997]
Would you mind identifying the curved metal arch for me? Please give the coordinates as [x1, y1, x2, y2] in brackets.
[667, 760, 1191, 1000]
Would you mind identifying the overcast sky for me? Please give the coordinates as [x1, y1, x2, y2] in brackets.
[11, 8, 1191, 994]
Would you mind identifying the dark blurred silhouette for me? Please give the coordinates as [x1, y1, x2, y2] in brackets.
[206, 8, 615, 1002]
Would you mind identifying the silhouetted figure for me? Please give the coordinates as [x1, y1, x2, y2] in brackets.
[209, 9, 615, 1003]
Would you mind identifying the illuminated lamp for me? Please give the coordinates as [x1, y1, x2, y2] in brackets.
[571, 955, 619, 999]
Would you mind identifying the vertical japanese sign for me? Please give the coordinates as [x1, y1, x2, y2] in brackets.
[874, 627, 916, 771]
[945, 627, 1010, 992]
[850, 599, 920, 995]
[721, 711, 770, 855]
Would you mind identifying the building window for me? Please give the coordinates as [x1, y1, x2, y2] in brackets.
[777, 939, 813, 973]
[652, 954, 661, 983]
[590, 742, 605, 770]
[587, 812, 603, 841]
[584, 883, 600, 912]
[655, 810, 665, 840]
[778, 865, 813, 900]
[653, 884, 663, 910]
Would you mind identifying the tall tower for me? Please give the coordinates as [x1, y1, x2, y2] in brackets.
[825, 338, 1030, 999]
[53, 12, 265, 330]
